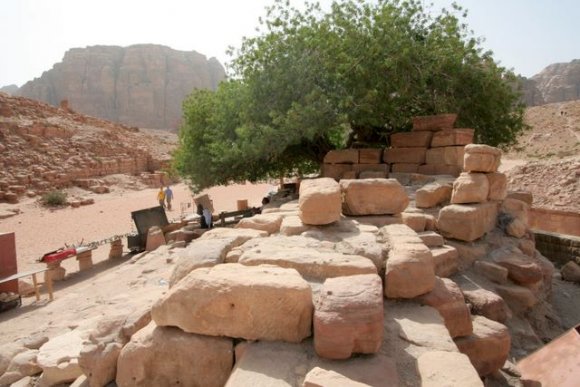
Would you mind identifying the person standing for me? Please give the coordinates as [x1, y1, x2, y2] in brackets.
[203, 206, 213, 229]
[157, 187, 165, 208]
[165, 186, 174, 211]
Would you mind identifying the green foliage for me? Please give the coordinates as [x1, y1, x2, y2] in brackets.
[41, 190, 67, 207]
[175, 0, 526, 191]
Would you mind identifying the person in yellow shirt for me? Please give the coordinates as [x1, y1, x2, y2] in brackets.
[157, 187, 165, 208]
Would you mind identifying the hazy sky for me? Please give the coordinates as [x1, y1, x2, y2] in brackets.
[0, 0, 577, 87]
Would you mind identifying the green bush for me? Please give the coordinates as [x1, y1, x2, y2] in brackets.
[42, 190, 67, 207]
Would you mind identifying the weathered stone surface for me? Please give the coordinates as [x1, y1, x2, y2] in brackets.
[417, 164, 462, 177]
[529, 60, 580, 104]
[463, 144, 501, 173]
[451, 173, 490, 204]
[391, 163, 419, 173]
[412, 114, 457, 131]
[425, 146, 465, 167]
[359, 170, 388, 179]
[303, 367, 371, 387]
[235, 213, 284, 235]
[486, 172, 507, 201]
[437, 203, 498, 242]
[0, 343, 27, 376]
[116, 323, 233, 387]
[358, 148, 383, 164]
[78, 309, 151, 387]
[490, 248, 543, 285]
[506, 191, 533, 206]
[383, 147, 427, 164]
[431, 245, 459, 278]
[323, 149, 359, 164]
[299, 178, 342, 225]
[238, 236, 376, 280]
[415, 182, 452, 208]
[418, 351, 483, 387]
[495, 285, 538, 313]
[455, 316, 511, 376]
[383, 225, 436, 298]
[561, 261, 580, 283]
[314, 274, 383, 359]
[340, 178, 409, 216]
[199, 227, 268, 242]
[145, 226, 165, 252]
[463, 289, 509, 323]
[279, 215, 311, 236]
[430, 129, 475, 148]
[321, 163, 354, 180]
[473, 261, 509, 284]
[418, 278, 473, 338]
[152, 264, 313, 342]
[0, 350, 41, 386]
[353, 163, 389, 177]
[506, 219, 527, 238]
[501, 198, 529, 225]
[401, 212, 426, 232]
[390, 131, 433, 148]
[347, 214, 402, 228]
[37, 329, 88, 386]
[419, 231, 444, 247]
[424, 214, 437, 231]
[19, 45, 225, 129]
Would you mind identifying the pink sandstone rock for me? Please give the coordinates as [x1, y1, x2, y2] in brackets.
[390, 131, 433, 148]
[463, 288, 510, 323]
[437, 203, 498, 242]
[412, 114, 457, 131]
[383, 147, 427, 164]
[501, 198, 529, 225]
[303, 367, 372, 387]
[145, 226, 165, 252]
[463, 144, 501, 173]
[474, 261, 509, 284]
[359, 170, 388, 179]
[451, 173, 490, 204]
[425, 146, 465, 167]
[340, 178, 409, 216]
[417, 351, 483, 387]
[454, 315, 511, 376]
[415, 182, 453, 208]
[299, 178, 342, 225]
[418, 231, 444, 247]
[358, 148, 383, 164]
[431, 245, 459, 278]
[321, 163, 354, 180]
[495, 284, 538, 313]
[430, 129, 475, 148]
[323, 149, 359, 164]
[490, 248, 543, 285]
[418, 277, 473, 338]
[486, 172, 508, 201]
[235, 213, 284, 235]
[506, 218, 527, 238]
[314, 274, 384, 359]
[561, 261, 580, 283]
[401, 212, 427, 232]
[391, 163, 419, 173]
[417, 164, 462, 177]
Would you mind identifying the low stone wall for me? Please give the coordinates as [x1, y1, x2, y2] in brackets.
[529, 207, 580, 237]
[534, 231, 580, 267]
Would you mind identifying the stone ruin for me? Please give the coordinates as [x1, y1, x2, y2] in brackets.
[0, 115, 567, 386]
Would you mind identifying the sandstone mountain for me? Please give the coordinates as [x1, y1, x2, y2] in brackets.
[0, 84, 19, 95]
[16, 44, 226, 129]
[522, 59, 580, 106]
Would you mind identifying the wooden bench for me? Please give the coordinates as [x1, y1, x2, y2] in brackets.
[217, 208, 259, 227]
[0, 267, 54, 302]
[41, 246, 97, 281]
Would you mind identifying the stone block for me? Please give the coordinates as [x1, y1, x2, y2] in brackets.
[431, 245, 459, 278]
[321, 164, 353, 180]
[495, 285, 537, 313]
[401, 212, 427, 232]
[463, 289, 509, 323]
[314, 274, 383, 359]
[454, 316, 511, 376]
[490, 248, 543, 285]
[76, 251, 93, 271]
[418, 231, 444, 247]
[412, 114, 457, 131]
[506, 191, 533, 206]
[418, 277, 473, 338]
[415, 182, 453, 208]
[279, 215, 311, 236]
[390, 131, 433, 148]
[437, 202, 498, 242]
[145, 226, 165, 252]
[463, 144, 501, 173]
[340, 178, 409, 216]
[358, 148, 383, 164]
[430, 128, 475, 148]
[486, 172, 507, 201]
[417, 351, 483, 387]
[561, 261, 580, 283]
[152, 264, 313, 342]
[235, 213, 284, 235]
[303, 367, 372, 387]
[417, 164, 462, 177]
[299, 178, 342, 225]
[391, 163, 419, 173]
[383, 147, 427, 164]
[359, 170, 388, 179]
[451, 172, 490, 204]
[501, 198, 529, 225]
[353, 163, 389, 177]
[474, 261, 508, 284]
[324, 149, 359, 164]
[426, 146, 465, 167]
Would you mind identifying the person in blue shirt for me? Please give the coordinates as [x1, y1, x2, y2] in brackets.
[164, 186, 174, 211]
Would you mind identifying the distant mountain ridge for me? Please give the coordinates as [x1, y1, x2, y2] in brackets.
[523, 59, 580, 106]
[15, 44, 226, 129]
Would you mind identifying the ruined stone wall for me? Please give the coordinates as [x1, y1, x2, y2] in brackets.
[529, 207, 580, 237]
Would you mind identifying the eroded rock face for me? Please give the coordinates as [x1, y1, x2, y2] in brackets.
[530, 59, 580, 104]
[299, 178, 342, 225]
[340, 178, 409, 216]
[451, 173, 489, 204]
[116, 323, 233, 387]
[152, 264, 313, 342]
[417, 351, 483, 387]
[18, 44, 226, 129]
[463, 144, 501, 173]
[437, 203, 498, 242]
[314, 274, 384, 359]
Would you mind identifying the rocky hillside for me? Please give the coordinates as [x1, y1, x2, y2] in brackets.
[16, 44, 226, 129]
[523, 59, 580, 106]
[0, 93, 176, 204]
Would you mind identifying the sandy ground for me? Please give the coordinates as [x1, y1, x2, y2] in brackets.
[0, 182, 276, 273]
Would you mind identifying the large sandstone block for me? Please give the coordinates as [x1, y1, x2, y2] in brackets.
[401, 212, 427, 232]
[561, 261, 580, 283]
[501, 198, 529, 225]
[425, 146, 465, 167]
[454, 316, 511, 376]
[391, 163, 419, 173]
[304, 367, 372, 387]
[279, 215, 311, 236]
[390, 131, 433, 148]
[116, 323, 233, 387]
[152, 264, 313, 342]
[437, 203, 498, 242]
[417, 351, 483, 387]
[321, 163, 353, 180]
[486, 172, 507, 201]
[358, 148, 383, 164]
[340, 178, 409, 216]
[314, 274, 384, 359]
[354, 163, 389, 177]
[145, 226, 165, 252]
[415, 182, 453, 208]
[495, 285, 537, 313]
[0, 349, 41, 386]
[238, 236, 377, 280]
[506, 190, 533, 206]
[463, 144, 501, 173]
[450, 172, 490, 204]
[418, 231, 444, 247]
[418, 278, 473, 338]
[235, 213, 284, 235]
[37, 330, 87, 386]
[463, 289, 509, 323]
[431, 245, 459, 278]
[324, 149, 359, 164]
[417, 164, 462, 177]
[474, 261, 509, 284]
[430, 128, 475, 148]
[299, 178, 342, 225]
[412, 114, 457, 131]
[383, 147, 426, 164]
[490, 248, 543, 285]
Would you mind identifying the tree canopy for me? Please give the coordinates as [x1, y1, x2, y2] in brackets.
[174, 0, 526, 192]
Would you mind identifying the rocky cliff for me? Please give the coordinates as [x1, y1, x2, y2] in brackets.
[523, 59, 580, 106]
[17, 44, 226, 129]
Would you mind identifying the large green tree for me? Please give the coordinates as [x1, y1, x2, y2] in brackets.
[175, 0, 526, 192]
